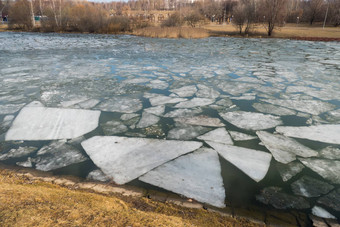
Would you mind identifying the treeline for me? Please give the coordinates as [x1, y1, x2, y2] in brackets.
[1, 0, 339, 35]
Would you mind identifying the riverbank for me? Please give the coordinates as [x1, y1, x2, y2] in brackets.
[0, 165, 319, 227]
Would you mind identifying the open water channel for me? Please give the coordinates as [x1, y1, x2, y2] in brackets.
[0, 32, 339, 223]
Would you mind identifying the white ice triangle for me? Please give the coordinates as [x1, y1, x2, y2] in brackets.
[197, 128, 233, 145]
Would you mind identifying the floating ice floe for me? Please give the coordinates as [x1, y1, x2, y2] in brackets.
[137, 112, 160, 128]
[16, 157, 33, 168]
[220, 111, 282, 131]
[291, 176, 334, 198]
[96, 97, 142, 113]
[170, 85, 197, 97]
[252, 103, 296, 116]
[318, 189, 340, 212]
[231, 94, 256, 101]
[120, 113, 139, 121]
[197, 128, 233, 145]
[163, 108, 202, 118]
[206, 142, 272, 182]
[81, 136, 202, 185]
[139, 148, 226, 208]
[101, 120, 128, 135]
[311, 206, 336, 219]
[256, 131, 317, 164]
[324, 109, 340, 123]
[0, 146, 37, 160]
[34, 141, 88, 171]
[87, 169, 111, 182]
[175, 98, 215, 109]
[148, 80, 169, 90]
[263, 99, 335, 115]
[174, 116, 224, 127]
[276, 124, 340, 144]
[196, 85, 220, 99]
[276, 162, 305, 182]
[0, 103, 26, 115]
[144, 105, 165, 116]
[167, 125, 211, 140]
[149, 95, 187, 106]
[319, 146, 340, 160]
[229, 131, 257, 141]
[299, 158, 340, 184]
[5, 102, 100, 141]
[256, 187, 310, 210]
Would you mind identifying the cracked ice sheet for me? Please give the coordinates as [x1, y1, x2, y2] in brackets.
[81, 136, 202, 185]
[256, 131, 317, 164]
[220, 111, 282, 131]
[276, 124, 340, 144]
[148, 95, 187, 106]
[252, 103, 296, 116]
[197, 128, 233, 145]
[175, 98, 215, 109]
[136, 112, 160, 128]
[207, 142, 272, 182]
[229, 131, 257, 141]
[5, 102, 100, 141]
[262, 99, 335, 115]
[170, 85, 197, 97]
[299, 158, 340, 184]
[174, 116, 224, 127]
[96, 97, 142, 113]
[139, 148, 226, 208]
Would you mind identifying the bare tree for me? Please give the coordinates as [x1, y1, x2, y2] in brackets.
[260, 0, 288, 36]
[302, 0, 325, 25]
[8, 0, 33, 29]
[329, 0, 340, 26]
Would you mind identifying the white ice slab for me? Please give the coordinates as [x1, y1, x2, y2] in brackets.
[87, 169, 111, 182]
[175, 98, 215, 109]
[319, 146, 340, 159]
[197, 128, 233, 145]
[139, 148, 225, 208]
[174, 116, 224, 127]
[299, 158, 340, 184]
[167, 125, 211, 140]
[137, 112, 160, 128]
[81, 136, 202, 184]
[101, 120, 128, 135]
[96, 97, 142, 113]
[170, 85, 197, 97]
[256, 131, 318, 164]
[207, 142, 272, 182]
[229, 131, 257, 141]
[220, 111, 282, 131]
[196, 85, 220, 99]
[276, 124, 340, 144]
[144, 105, 165, 116]
[252, 103, 296, 116]
[149, 95, 187, 106]
[312, 206, 336, 219]
[5, 103, 100, 141]
[163, 108, 202, 118]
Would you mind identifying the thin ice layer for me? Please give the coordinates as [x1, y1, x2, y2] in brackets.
[5, 103, 100, 141]
[276, 124, 340, 144]
[81, 136, 202, 185]
[139, 148, 226, 208]
[197, 128, 233, 145]
[207, 142, 272, 182]
[220, 111, 282, 131]
[256, 131, 317, 164]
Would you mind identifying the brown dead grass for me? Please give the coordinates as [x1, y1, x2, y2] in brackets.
[0, 169, 261, 227]
[0, 24, 8, 32]
[133, 26, 210, 39]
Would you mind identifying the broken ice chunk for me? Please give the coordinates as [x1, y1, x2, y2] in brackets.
[311, 206, 336, 219]
[0, 103, 25, 115]
[148, 79, 169, 90]
[87, 169, 111, 182]
[256, 187, 310, 209]
[120, 113, 139, 121]
[139, 148, 226, 208]
[197, 128, 233, 145]
[149, 95, 187, 106]
[16, 157, 33, 168]
[5, 102, 100, 141]
[291, 176, 334, 197]
[299, 158, 340, 184]
[174, 116, 224, 127]
[170, 85, 197, 97]
[220, 111, 282, 131]
[276, 124, 340, 144]
[231, 94, 256, 100]
[81, 136, 202, 184]
[167, 125, 211, 140]
[96, 97, 142, 113]
[319, 146, 340, 160]
[256, 131, 318, 164]
[207, 142, 272, 182]
[136, 112, 160, 129]
[196, 85, 220, 99]
[276, 162, 305, 182]
[324, 109, 340, 123]
[229, 131, 257, 141]
[101, 120, 128, 135]
[163, 108, 202, 118]
[0, 146, 37, 160]
[175, 98, 215, 109]
[144, 105, 165, 116]
[252, 103, 296, 116]
[318, 189, 340, 212]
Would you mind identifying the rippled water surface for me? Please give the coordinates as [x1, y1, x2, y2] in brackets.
[1, 32, 340, 221]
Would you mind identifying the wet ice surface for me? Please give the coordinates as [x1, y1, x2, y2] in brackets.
[1, 32, 340, 219]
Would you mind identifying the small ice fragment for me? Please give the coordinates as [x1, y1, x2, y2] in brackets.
[318, 189, 340, 212]
[149, 95, 187, 106]
[163, 108, 202, 118]
[0, 146, 37, 160]
[175, 98, 215, 109]
[276, 162, 305, 182]
[81, 136, 202, 184]
[167, 125, 211, 140]
[87, 169, 111, 182]
[144, 105, 165, 116]
[101, 120, 128, 135]
[120, 113, 139, 121]
[196, 84, 220, 99]
[311, 206, 336, 219]
[16, 157, 33, 168]
[139, 148, 226, 208]
[170, 85, 197, 97]
[174, 116, 224, 127]
[291, 176, 334, 197]
[197, 128, 233, 145]
[136, 112, 160, 128]
[96, 97, 142, 113]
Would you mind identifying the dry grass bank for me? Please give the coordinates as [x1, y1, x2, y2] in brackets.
[0, 24, 8, 32]
[0, 168, 261, 227]
[133, 26, 210, 39]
